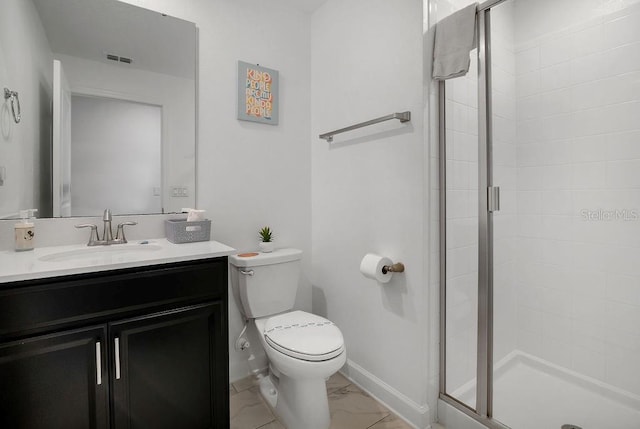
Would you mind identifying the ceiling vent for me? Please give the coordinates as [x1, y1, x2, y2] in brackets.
[105, 53, 133, 65]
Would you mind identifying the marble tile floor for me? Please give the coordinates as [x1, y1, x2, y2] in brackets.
[229, 371, 419, 429]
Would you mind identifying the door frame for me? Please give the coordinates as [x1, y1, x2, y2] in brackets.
[437, 0, 510, 427]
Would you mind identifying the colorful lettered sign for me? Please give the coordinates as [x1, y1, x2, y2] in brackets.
[237, 61, 279, 125]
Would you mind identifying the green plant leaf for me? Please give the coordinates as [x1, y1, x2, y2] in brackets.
[258, 226, 273, 242]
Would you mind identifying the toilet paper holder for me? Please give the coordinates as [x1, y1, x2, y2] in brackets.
[382, 262, 405, 274]
[360, 253, 405, 283]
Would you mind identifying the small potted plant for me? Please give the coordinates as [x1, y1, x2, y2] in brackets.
[258, 226, 274, 253]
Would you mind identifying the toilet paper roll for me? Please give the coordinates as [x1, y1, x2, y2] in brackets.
[359, 253, 393, 283]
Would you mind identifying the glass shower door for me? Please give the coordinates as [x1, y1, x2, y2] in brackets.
[489, 1, 640, 428]
[442, 51, 480, 411]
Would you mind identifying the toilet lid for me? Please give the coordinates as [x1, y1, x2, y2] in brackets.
[263, 311, 344, 362]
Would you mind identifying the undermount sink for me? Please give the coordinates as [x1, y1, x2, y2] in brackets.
[38, 243, 163, 263]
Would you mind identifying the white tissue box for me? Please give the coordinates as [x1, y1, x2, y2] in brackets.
[165, 219, 211, 244]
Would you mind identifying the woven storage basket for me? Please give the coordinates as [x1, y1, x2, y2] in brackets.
[165, 219, 211, 243]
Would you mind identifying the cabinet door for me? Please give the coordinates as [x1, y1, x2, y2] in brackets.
[0, 326, 109, 429]
[110, 302, 228, 429]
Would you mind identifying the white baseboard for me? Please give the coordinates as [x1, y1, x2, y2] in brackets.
[341, 359, 432, 429]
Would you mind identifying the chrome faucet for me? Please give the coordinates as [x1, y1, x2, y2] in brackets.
[102, 209, 114, 243]
[75, 209, 137, 246]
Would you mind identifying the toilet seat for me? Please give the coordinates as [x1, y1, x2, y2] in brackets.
[261, 311, 344, 362]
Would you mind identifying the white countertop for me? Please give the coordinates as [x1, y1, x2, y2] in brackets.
[0, 239, 236, 284]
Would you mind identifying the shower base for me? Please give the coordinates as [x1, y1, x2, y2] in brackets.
[446, 351, 640, 429]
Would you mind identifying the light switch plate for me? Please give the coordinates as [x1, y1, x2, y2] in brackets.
[171, 186, 188, 197]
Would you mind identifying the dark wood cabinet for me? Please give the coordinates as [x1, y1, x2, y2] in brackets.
[110, 302, 225, 429]
[0, 257, 229, 429]
[0, 326, 109, 429]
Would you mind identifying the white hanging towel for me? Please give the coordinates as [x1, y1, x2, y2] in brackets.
[432, 3, 478, 80]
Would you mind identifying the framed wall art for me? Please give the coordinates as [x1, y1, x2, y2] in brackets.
[237, 61, 279, 125]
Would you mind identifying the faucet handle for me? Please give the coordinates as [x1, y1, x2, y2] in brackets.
[75, 223, 100, 246]
[115, 221, 137, 243]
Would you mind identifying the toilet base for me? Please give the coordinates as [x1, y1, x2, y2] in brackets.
[258, 370, 331, 429]
[258, 371, 278, 410]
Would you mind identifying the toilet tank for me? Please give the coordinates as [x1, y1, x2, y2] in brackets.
[229, 248, 302, 318]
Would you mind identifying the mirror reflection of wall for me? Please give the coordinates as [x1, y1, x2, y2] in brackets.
[54, 50, 196, 217]
[0, 0, 196, 219]
[70, 95, 162, 216]
[0, 0, 53, 219]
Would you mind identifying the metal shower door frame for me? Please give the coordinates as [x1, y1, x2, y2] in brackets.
[438, 0, 510, 428]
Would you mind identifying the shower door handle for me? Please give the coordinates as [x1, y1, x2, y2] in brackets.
[488, 186, 500, 213]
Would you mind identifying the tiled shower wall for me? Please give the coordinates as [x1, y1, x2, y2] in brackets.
[512, 1, 640, 396]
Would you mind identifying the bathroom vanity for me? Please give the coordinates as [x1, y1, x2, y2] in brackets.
[0, 239, 235, 429]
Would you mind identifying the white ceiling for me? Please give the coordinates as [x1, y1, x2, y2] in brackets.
[32, 0, 196, 79]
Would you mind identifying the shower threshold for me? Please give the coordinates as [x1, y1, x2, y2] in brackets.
[451, 351, 640, 429]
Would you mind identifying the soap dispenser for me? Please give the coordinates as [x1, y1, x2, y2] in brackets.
[14, 209, 37, 251]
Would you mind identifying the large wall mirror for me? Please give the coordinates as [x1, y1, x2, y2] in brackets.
[0, 0, 197, 218]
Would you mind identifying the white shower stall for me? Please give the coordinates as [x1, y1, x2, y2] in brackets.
[433, 0, 640, 428]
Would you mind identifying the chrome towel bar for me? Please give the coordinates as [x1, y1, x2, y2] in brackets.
[319, 111, 411, 142]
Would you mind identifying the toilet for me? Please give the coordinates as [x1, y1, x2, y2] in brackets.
[229, 248, 346, 429]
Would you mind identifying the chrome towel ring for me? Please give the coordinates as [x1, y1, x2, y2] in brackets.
[4, 88, 21, 124]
